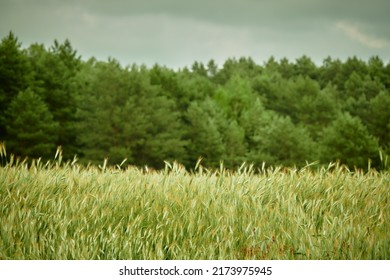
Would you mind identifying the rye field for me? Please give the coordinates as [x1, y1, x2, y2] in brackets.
[0, 153, 389, 260]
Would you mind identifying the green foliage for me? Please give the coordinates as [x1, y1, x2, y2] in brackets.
[0, 32, 31, 100]
[223, 120, 247, 168]
[186, 98, 226, 167]
[26, 40, 81, 158]
[240, 101, 317, 167]
[214, 74, 254, 119]
[76, 62, 186, 167]
[1, 32, 389, 170]
[0, 32, 31, 138]
[4, 89, 59, 158]
[74, 60, 128, 163]
[365, 91, 390, 153]
[259, 116, 317, 166]
[122, 85, 186, 168]
[320, 113, 380, 169]
[294, 55, 318, 79]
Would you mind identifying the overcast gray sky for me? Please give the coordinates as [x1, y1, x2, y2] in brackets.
[1, 0, 389, 68]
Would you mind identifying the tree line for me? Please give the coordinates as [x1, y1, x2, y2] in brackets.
[1, 32, 389, 170]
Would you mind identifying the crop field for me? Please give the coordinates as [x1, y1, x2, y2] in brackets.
[0, 155, 389, 260]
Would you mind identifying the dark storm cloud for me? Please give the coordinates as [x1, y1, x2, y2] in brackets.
[1, 0, 389, 67]
[74, 0, 390, 28]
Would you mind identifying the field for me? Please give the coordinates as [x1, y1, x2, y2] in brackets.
[0, 155, 389, 260]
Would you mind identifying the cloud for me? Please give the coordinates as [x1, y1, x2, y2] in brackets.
[336, 21, 389, 49]
[1, 1, 390, 66]
[82, 13, 260, 67]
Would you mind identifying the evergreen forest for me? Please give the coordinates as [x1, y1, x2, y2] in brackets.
[1, 32, 389, 170]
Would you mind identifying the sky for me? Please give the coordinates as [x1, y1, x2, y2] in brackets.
[1, 0, 390, 69]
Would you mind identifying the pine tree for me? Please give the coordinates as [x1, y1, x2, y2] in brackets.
[186, 98, 226, 168]
[5, 89, 59, 158]
[27, 40, 81, 158]
[365, 91, 390, 152]
[320, 113, 380, 169]
[0, 31, 31, 139]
